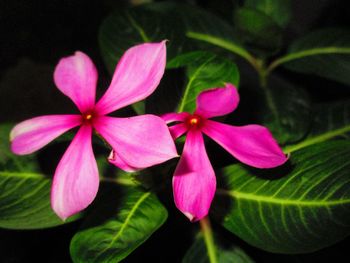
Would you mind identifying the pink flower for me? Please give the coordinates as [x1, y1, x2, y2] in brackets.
[162, 84, 287, 222]
[10, 41, 177, 220]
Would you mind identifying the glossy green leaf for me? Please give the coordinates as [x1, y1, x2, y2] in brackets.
[0, 124, 77, 229]
[70, 184, 167, 263]
[308, 100, 350, 138]
[284, 99, 350, 153]
[145, 51, 239, 115]
[177, 52, 239, 113]
[234, 8, 282, 56]
[183, 234, 255, 263]
[269, 28, 350, 85]
[245, 0, 292, 28]
[166, 51, 211, 69]
[99, 2, 239, 73]
[213, 140, 350, 254]
[261, 77, 311, 144]
[99, 5, 190, 73]
[99, 2, 243, 114]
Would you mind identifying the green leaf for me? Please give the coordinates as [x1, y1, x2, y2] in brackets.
[99, 5, 188, 73]
[244, 0, 292, 28]
[166, 51, 212, 69]
[98, 2, 244, 114]
[0, 124, 78, 229]
[130, 100, 146, 115]
[177, 52, 240, 113]
[268, 28, 350, 85]
[183, 234, 255, 263]
[213, 140, 350, 254]
[234, 7, 282, 56]
[145, 51, 239, 115]
[284, 99, 350, 153]
[260, 76, 311, 144]
[99, 2, 239, 73]
[70, 184, 167, 263]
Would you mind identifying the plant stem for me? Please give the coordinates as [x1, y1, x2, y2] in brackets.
[266, 47, 350, 74]
[186, 31, 259, 71]
[199, 216, 218, 263]
[257, 61, 268, 88]
[283, 125, 350, 154]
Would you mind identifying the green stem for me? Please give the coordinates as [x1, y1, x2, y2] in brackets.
[199, 216, 218, 263]
[257, 62, 280, 122]
[266, 47, 350, 74]
[283, 125, 350, 154]
[186, 31, 258, 71]
[257, 60, 268, 88]
[126, 11, 150, 42]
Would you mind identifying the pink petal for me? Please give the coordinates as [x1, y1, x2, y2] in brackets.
[195, 83, 239, 118]
[173, 130, 216, 222]
[94, 115, 178, 169]
[95, 41, 167, 115]
[202, 120, 288, 168]
[108, 150, 138, 172]
[161, 112, 190, 124]
[10, 115, 82, 155]
[54, 51, 97, 113]
[169, 123, 188, 139]
[51, 125, 99, 220]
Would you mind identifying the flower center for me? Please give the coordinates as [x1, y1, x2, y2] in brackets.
[186, 115, 203, 129]
[189, 117, 199, 125]
[85, 114, 92, 120]
[82, 111, 95, 124]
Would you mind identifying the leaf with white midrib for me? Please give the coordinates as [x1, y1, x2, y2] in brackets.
[268, 28, 350, 84]
[0, 124, 79, 229]
[284, 99, 350, 153]
[99, 2, 239, 73]
[212, 140, 350, 254]
[177, 54, 216, 112]
[98, 2, 242, 115]
[70, 185, 168, 263]
[95, 191, 151, 258]
[176, 52, 239, 113]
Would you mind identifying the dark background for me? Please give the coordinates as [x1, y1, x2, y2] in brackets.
[0, 0, 349, 262]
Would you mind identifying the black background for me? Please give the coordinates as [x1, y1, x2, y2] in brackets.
[0, 0, 349, 262]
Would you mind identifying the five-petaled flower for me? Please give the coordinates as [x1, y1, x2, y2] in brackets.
[162, 84, 288, 222]
[10, 41, 177, 220]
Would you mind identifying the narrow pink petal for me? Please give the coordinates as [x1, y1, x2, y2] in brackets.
[161, 112, 190, 124]
[195, 83, 239, 118]
[51, 125, 99, 220]
[202, 120, 288, 168]
[95, 41, 167, 115]
[173, 130, 216, 222]
[169, 123, 188, 139]
[54, 51, 97, 113]
[108, 150, 138, 172]
[10, 115, 82, 155]
[94, 115, 178, 169]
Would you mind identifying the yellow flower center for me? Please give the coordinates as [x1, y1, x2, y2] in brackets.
[84, 114, 93, 121]
[186, 115, 203, 129]
[189, 117, 199, 125]
[82, 112, 95, 124]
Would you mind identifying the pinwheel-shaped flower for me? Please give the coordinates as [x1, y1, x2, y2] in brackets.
[163, 84, 287, 222]
[10, 41, 177, 220]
